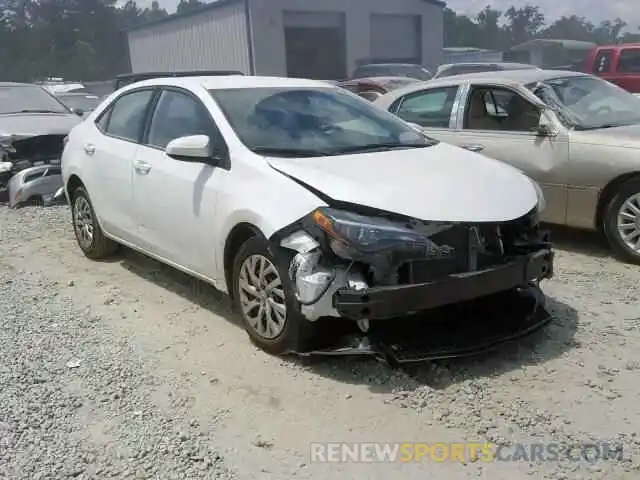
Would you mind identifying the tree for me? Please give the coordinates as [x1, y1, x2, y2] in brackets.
[504, 5, 545, 45]
[177, 0, 204, 14]
[541, 15, 595, 42]
[475, 6, 508, 49]
[141, 0, 168, 22]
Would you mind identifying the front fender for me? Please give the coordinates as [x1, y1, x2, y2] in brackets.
[211, 160, 328, 281]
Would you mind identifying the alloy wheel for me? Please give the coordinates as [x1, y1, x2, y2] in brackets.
[238, 254, 287, 340]
[73, 195, 94, 249]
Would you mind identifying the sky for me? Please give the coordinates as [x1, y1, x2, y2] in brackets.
[141, 0, 640, 30]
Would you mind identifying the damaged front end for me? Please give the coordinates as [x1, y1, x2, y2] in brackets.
[0, 133, 66, 203]
[273, 206, 554, 365]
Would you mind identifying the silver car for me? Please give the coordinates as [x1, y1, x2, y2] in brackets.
[8, 165, 62, 208]
[374, 69, 640, 264]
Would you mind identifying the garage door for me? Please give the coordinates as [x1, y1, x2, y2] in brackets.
[283, 11, 347, 79]
[370, 14, 422, 64]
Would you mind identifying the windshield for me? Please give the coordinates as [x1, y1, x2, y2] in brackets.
[527, 75, 640, 130]
[57, 94, 101, 112]
[210, 87, 434, 157]
[0, 84, 71, 115]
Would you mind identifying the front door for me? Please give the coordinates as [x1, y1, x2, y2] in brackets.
[132, 88, 227, 275]
[425, 85, 571, 225]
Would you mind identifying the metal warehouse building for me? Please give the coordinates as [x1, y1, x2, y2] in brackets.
[126, 0, 445, 80]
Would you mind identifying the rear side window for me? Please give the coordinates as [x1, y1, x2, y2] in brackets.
[618, 48, 640, 73]
[593, 49, 614, 74]
[103, 89, 154, 142]
[393, 86, 459, 128]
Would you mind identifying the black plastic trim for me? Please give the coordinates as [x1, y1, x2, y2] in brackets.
[334, 249, 554, 320]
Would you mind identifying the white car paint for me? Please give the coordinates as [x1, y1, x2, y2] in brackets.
[62, 75, 540, 295]
[267, 143, 538, 223]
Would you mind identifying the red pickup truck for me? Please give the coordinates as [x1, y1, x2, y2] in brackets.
[583, 44, 640, 93]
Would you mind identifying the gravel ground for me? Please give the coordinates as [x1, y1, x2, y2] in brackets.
[1, 205, 639, 479]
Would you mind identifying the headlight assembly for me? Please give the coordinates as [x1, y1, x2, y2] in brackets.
[308, 207, 452, 262]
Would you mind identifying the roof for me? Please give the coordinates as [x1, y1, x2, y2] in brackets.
[121, 75, 334, 91]
[593, 42, 640, 49]
[127, 0, 446, 33]
[510, 39, 596, 52]
[437, 62, 537, 70]
[341, 76, 420, 85]
[55, 92, 100, 98]
[0, 82, 34, 87]
[425, 68, 587, 87]
[375, 69, 590, 107]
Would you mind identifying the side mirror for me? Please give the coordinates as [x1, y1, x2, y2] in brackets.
[72, 108, 84, 116]
[166, 135, 213, 162]
[536, 122, 555, 137]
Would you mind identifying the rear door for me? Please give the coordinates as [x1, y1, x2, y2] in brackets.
[85, 88, 156, 241]
[613, 47, 640, 93]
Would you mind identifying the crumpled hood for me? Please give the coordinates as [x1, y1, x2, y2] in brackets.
[266, 142, 538, 223]
[0, 113, 81, 138]
[572, 123, 640, 148]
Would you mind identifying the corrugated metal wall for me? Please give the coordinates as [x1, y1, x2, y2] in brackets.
[249, 0, 444, 77]
[127, 2, 250, 74]
[370, 14, 422, 64]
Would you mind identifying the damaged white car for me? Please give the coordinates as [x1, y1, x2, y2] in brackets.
[61, 75, 554, 364]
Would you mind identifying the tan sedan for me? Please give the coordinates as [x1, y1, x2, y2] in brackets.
[374, 69, 640, 264]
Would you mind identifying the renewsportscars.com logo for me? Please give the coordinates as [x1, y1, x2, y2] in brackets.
[310, 442, 624, 464]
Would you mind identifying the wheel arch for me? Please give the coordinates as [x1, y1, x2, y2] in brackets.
[223, 222, 265, 298]
[595, 171, 640, 230]
[66, 174, 85, 198]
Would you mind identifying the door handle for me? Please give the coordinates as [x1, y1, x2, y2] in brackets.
[133, 160, 151, 175]
[83, 143, 96, 155]
[461, 144, 485, 152]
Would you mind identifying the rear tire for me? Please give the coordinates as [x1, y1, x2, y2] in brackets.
[603, 178, 640, 265]
[231, 236, 314, 355]
[71, 186, 119, 259]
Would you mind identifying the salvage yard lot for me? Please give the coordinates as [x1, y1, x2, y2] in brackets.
[1, 205, 640, 479]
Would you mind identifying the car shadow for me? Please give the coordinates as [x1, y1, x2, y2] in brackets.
[115, 245, 580, 393]
[116, 246, 238, 324]
[291, 296, 579, 393]
[546, 224, 612, 259]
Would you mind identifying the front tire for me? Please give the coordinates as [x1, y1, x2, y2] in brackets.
[603, 178, 640, 265]
[71, 186, 119, 259]
[231, 236, 313, 355]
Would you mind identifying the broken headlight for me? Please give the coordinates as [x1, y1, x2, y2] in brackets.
[308, 207, 451, 262]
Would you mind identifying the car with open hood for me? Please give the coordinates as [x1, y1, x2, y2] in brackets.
[0, 82, 82, 177]
[61, 74, 553, 364]
[374, 69, 640, 264]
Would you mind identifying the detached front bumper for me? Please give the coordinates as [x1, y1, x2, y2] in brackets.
[334, 249, 554, 320]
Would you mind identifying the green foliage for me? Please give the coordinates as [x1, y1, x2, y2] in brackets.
[0, 1, 637, 82]
[445, 4, 640, 49]
[0, 0, 202, 81]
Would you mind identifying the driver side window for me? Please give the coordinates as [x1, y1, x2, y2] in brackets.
[147, 89, 219, 150]
[465, 87, 541, 133]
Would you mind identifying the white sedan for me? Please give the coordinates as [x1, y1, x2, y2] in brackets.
[61, 75, 553, 363]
